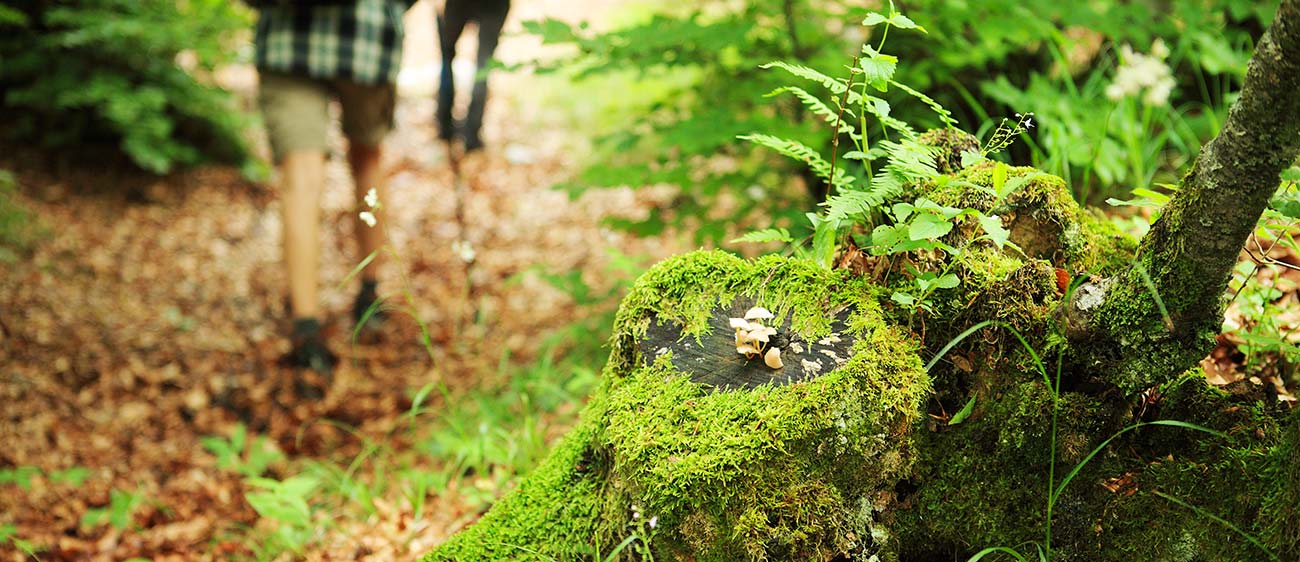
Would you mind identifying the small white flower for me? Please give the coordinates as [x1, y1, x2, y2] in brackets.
[648, 516, 658, 529]
[1150, 38, 1169, 60]
[452, 240, 476, 263]
[364, 188, 379, 209]
[359, 211, 377, 228]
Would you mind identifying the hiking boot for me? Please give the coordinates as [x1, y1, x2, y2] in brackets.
[284, 317, 337, 375]
[352, 279, 386, 330]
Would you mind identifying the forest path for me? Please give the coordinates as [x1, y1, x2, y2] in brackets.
[0, 1, 685, 560]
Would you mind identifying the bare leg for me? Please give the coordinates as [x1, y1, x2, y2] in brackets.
[281, 150, 326, 319]
[349, 142, 385, 280]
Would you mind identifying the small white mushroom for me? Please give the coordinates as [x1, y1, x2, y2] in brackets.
[729, 318, 749, 329]
[737, 343, 761, 357]
[744, 306, 775, 320]
[764, 347, 784, 369]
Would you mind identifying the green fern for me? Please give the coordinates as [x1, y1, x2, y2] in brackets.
[738, 133, 855, 191]
[765, 85, 855, 134]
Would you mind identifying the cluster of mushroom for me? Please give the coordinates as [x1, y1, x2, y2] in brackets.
[730, 306, 784, 369]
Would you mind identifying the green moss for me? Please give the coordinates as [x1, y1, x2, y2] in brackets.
[921, 162, 1135, 273]
[1089, 373, 1291, 561]
[423, 404, 610, 561]
[1261, 411, 1300, 554]
[429, 250, 931, 561]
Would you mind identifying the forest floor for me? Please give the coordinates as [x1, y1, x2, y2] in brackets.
[0, 1, 694, 560]
[3, 1, 1299, 561]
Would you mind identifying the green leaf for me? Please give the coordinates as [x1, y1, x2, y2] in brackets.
[861, 12, 888, 26]
[811, 217, 839, 269]
[1282, 167, 1300, 182]
[870, 224, 907, 255]
[731, 228, 794, 245]
[890, 291, 916, 307]
[740, 133, 853, 191]
[959, 150, 984, 169]
[890, 13, 925, 32]
[977, 213, 1010, 248]
[50, 467, 91, 486]
[934, 273, 960, 289]
[859, 45, 898, 92]
[908, 212, 953, 241]
[948, 396, 976, 425]
[759, 61, 846, 94]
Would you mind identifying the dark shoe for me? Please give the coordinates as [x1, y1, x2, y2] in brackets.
[352, 279, 386, 330]
[463, 131, 484, 152]
[283, 317, 337, 380]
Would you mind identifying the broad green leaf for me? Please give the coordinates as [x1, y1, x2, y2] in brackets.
[859, 45, 898, 91]
[811, 218, 839, 269]
[909, 212, 953, 240]
[977, 213, 1011, 248]
[934, 273, 960, 289]
[890, 13, 925, 32]
[890, 291, 916, 307]
[861, 12, 888, 26]
[870, 224, 907, 255]
[1282, 167, 1300, 182]
[960, 150, 984, 168]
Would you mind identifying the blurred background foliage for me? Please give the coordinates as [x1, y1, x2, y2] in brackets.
[0, 0, 256, 175]
[526, 0, 1277, 245]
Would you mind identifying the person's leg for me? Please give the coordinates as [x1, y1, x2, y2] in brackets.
[437, 1, 471, 141]
[281, 150, 326, 320]
[259, 71, 336, 373]
[465, 2, 508, 151]
[335, 78, 396, 326]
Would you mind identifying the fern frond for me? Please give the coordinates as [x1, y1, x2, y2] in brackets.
[766, 86, 856, 134]
[731, 228, 794, 244]
[760, 61, 847, 94]
[889, 80, 958, 129]
[822, 189, 883, 223]
[880, 139, 940, 182]
[739, 133, 855, 191]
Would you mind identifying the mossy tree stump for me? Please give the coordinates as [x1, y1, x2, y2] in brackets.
[426, 252, 930, 561]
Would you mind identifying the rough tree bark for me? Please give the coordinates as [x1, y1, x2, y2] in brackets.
[424, 2, 1300, 560]
[1066, 0, 1300, 394]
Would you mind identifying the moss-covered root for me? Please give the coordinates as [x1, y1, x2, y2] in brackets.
[426, 250, 932, 561]
[422, 414, 609, 561]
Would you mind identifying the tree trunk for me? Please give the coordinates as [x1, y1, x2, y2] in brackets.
[1066, 0, 1300, 394]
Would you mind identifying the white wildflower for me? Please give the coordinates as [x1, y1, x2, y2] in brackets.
[648, 516, 658, 529]
[364, 188, 379, 208]
[359, 211, 377, 228]
[1106, 40, 1176, 106]
[452, 240, 476, 263]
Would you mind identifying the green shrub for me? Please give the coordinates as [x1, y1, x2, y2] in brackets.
[529, 0, 1276, 243]
[0, 0, 255, 174]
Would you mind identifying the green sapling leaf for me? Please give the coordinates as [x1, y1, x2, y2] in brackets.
[977, 213, 1011, 249]
[949, 396, 977, 425]
[908, 212, 953, 240]
[861, 12, 888, 26]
